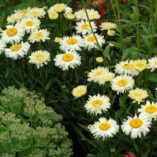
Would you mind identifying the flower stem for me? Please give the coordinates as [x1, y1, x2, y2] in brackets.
[154, 0, 157, 33]
[135, 0, 140, 49]
[115, 0, 123, 48]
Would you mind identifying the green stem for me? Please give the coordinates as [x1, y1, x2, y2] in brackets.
[109, 0, 118, 21]
[133, 139, 139, 152]
[81, 0, 109, 65]
[135, 0, 140, 49]
[84, 8, 104, 53]
[115, 0, 123, 47]
[154, 0, 157, 33]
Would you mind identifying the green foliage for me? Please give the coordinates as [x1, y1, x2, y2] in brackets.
[0, 87, 73, 157]
[0, 0, 157, 156]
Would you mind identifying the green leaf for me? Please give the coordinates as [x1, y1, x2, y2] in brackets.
[103, 45, 111, 61]
[147, 73, 157, 83]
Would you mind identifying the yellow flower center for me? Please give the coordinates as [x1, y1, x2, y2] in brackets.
[154, 61, 157, 65]
[136, 63, 144, 68]
[35, 54, 45, 61]
[94, 71, 103, 76]
[6, 28, 18, 37]
[66, 38, 78, 45]
[92, 99, 103, 107]
[130, 118, 143, 128]
[87, 36, 96, 42]
[20, 9, 28, 15]
[35, 32, 44, 39]
[25, 20, 34, 26]
[99, 122, 111, 131]
[117, 79, 128, 87]
[62, 53, 74, 62]
[134, 92, 142, 97]
[123, 63, 134, 70]
[81, 23, 90, 30]
[10, 44, 22, 52]
[145, 105, 157, 113]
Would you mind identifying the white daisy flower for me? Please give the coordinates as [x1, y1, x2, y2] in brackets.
[21, 18, 40, 33]
[87, 67, 115, 85]
[29, 7, 46, 18]
[48, 11, 59, 20]
[15, 8, 30, 16]
[128, 88, 148, 104]
[89, 117, 119, 140]
[133, 59, 147, 72]
[72, 85, 87, 98]
[121, 114, 151, 139]
[111, 75, 134, 94]
[54, 51, 81, 71]
[75, 9, 100, 21]
[147, 56, 157, 72]
[75, 20, 97, 35]
[115, 60, 139, 76]
[0, 40, 6, 54]
[60, 35, 83, 52]
[5, 42, 30, 59]
[100, 22, 117, 31]
[64, 12, 75, 20]
[63, 7, 75, 19]
[29, 29, 50, 43]
[96, 56, 104, 63]
[65, 6, 73, 14]
[7, 12, 24, 24]
[83, 33, 105, 50]
[51, 3, 67, 13]
[1, 25, 24, 43]
[7, 8, 30, 23]
[29, 50, 51, 68]
[84, 94, 111, 115]
[138, 101, 157, 120]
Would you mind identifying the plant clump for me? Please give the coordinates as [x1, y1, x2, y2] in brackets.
[0, 86, 73, 157]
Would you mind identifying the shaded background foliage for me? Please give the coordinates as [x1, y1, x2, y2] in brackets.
[0, 0, 157, 157]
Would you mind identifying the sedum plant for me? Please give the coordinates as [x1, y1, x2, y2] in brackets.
[0, 86, 73, 157]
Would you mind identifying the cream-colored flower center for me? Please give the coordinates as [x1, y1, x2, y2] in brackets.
[66, 38, 78, 45]
[35, 54, 45, 61]
[92, 99, 103, 107]
[134, 92, 142, 97]
[35, 32, 44, 39]
[6, 28, 18, 37]
[136, 63, 144, 68]
[87, 36, 96, 42]
[75, 88, 84, 94]
[62, 53, 74, 62]
[81, 23, 90, 30]
[94, 71, 103, 76]
[99, 122, 111, 131]
[123, 63, 134, 70]
[130, 118, 143, 128]
[10, 44, 22, 52]
[145, 105, 157, 113]
[117, 79, 128, 87]
[25, 20, 34, 26]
